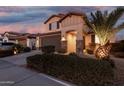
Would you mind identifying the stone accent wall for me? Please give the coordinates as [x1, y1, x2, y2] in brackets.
[76, 40, 84, 55]
[61, 41, 67, 53]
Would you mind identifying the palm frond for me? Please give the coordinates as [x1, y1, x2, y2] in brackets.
[112, 22, 124, 33]
[83, 7, 124, 46]
[83, 16, 93, 29]
[106, 7, 124, 29]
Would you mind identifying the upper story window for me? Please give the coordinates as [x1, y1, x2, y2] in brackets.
[49, 21, 59, 30]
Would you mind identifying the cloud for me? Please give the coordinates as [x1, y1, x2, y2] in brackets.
[0, 6, 56, 25]
[0, 6, 122, 34]
[0, 6, 117, 25]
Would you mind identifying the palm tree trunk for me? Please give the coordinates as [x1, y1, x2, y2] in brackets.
[94, 44, 112, 60]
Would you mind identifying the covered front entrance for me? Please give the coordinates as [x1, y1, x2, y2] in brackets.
[66, 31, 77, 53]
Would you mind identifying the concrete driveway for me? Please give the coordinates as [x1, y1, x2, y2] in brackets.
[0, 50, 71, 86]
[0, 50, 41, 66]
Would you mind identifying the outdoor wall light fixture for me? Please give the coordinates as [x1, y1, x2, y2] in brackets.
[13, 48, 18, 55]
[14, 50, 17, 55]
[61, 36, 66, 41]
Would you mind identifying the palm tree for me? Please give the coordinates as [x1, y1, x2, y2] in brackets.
[84, 7, 124, 60]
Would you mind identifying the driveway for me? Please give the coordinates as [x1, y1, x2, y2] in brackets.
[0, 50, 72, 86]
[0, 50, 41, 66]
[112, 57, 124, 85]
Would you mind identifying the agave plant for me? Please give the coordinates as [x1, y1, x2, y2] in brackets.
[84, 7, 124, 60]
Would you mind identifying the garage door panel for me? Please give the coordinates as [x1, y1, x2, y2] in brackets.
[41, 34, 61, 51]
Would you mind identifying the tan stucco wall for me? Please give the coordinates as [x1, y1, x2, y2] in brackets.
[44, 17, 61, 33]
[60, 15, 88, 54]
[36, 36, 41, 48]
[61, 15, 83, 27]
[18, 40, 27, 47]
[60, 15, 86, 41]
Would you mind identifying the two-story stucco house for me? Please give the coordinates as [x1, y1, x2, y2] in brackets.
[39, 12, 116, 54]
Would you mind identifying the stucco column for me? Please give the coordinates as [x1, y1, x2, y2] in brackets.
[27, 38, 30, 47]
[76, 30, 84, 56]
[36, 36, 41, 50]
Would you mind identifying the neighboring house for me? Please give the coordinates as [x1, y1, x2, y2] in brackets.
[40, 12, 118, 54]
[0, 34, 3, 44]
[0, 32, 38, 49]
[2, 32, 24, 44]
[26, 34, 37, 49]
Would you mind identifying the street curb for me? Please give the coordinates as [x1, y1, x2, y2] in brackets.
[39, 73, 74, 86]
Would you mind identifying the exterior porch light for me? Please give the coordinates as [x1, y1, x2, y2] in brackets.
[13, 47, 18, 55]
[14, 50, 17, 55]
[61, 36, 66, 41]
[83, 49, 88, 55]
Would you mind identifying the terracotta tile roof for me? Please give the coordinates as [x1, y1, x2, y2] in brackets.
[7, 36, 19, 40]
[27, 34, 37, 39]
[59, 12, 86, 22]
[44, 13, 65, 24]
[44, 12, 86, 24]
[38, 31, 61, 36]
[5, 32, 37, 40]
[4, 32, 22, 36]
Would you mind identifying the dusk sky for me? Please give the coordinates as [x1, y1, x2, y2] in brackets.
[0, 6, 124, 37]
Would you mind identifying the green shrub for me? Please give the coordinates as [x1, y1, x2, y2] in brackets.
[27, 54, 115, 86]
[23, 47, 31, 52]
[68, 52, 78, 57]
[57, 48, 67, 54]
[12, 44, 24, 53]
[41, 45, 55, 54]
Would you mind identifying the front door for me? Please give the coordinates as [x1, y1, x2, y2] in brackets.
[67, 32, 76, 53]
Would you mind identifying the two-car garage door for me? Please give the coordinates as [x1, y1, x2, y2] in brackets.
[41, 33, 61, 52]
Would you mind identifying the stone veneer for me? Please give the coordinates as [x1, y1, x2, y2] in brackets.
[61, 41, 67, 52]
[61, 40, 84, 55]
[76, 40, 84, 55]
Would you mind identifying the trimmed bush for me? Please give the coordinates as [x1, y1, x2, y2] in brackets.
[12, 44, 24, 53]
[27, 54, 115, 85]
[68, 52, 78, 57]
[57, 48, 67, 54]
[23, 47, 31, 52]
[41, 45, 55, 54]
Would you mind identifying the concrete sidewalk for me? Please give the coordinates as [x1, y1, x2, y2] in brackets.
[0, 50, 72, 86]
